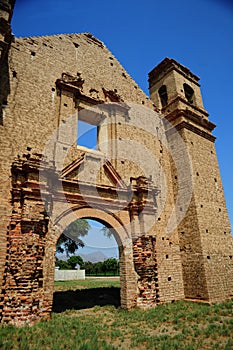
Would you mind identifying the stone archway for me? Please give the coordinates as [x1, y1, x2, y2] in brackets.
[43, 206, 138, 313]
[0, 153, 159, 326]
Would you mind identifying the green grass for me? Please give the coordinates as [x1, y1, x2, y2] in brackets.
[0, 279, 232, 350]
[54, 278, 120, 291]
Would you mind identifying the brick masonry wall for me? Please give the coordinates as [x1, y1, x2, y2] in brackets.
[0, 30, 232, 325]
[0, 33, 155, 298]
[179, 129, 233, 301]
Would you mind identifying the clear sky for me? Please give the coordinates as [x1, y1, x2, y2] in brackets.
[79, 220, 118, 259]
[11, 0, 233, 232]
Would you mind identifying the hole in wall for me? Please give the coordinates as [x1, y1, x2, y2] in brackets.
[158, 85, 168, 107]
[53, 218, 120, 313]
[183, 83, 194, 103]
[77, 120, 98, 150]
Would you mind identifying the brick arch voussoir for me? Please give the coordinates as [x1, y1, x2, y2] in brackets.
[52, 206, 131, 249]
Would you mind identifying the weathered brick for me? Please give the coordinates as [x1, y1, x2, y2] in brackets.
[0, 1, 232, 327]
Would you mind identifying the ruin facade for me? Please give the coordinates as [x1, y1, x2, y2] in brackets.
[0, 0, 232, 326]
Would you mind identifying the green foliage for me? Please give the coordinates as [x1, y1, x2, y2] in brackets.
[55, 256, 84, 270]
[67, 255, 84, 269]
[83, 261, 94, 275]
[83, 258, 119, 276]
[103, 258, 119, 275]
[55, 257, 119, 275]
[56, 219, 90, 257]
[54, 279, 120, 291]
[55, 260, 71, 270]
[101, 226, 113, 239]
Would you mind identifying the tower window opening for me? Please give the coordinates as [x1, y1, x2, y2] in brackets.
[158, 85, 168, 107]
[183, 83, 194, 103]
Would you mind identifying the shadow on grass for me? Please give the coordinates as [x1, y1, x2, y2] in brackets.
[53, 287, 120, 312]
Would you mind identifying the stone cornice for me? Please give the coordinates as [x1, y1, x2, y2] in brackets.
[165, 120, 216, 143]
[162, 95, 209, 118]
[165, 108, 215, 132]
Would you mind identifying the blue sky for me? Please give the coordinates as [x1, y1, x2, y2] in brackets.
[79, 220, 118, 259]
[12, 0, 233, 233]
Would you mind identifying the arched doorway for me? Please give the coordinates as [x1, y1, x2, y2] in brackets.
[0, 154, 159, 326]
[43, 207, 138, 314]
[53, 217, 121, 312]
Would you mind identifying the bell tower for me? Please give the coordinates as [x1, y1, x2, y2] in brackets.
[149, 58, 206, 114]
[149, 58, 233, 302]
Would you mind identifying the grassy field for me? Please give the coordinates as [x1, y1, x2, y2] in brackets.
[0, 279, 232, 349]
[54, 278, 120, 291]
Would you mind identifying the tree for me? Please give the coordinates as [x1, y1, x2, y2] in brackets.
[101, 225, 113, 239]
[103, 258, 119, 275]
[55, 259, 71, 270]
[67, 255, 84, 269]
[94, 261, 103, 276]
[56, 219, 90, 257]
[83, 261, 94, 275]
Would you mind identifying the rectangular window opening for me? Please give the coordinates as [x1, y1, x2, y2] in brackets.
[77, 120, 98, 150]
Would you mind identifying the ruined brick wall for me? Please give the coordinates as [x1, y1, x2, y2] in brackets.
[0, 33, 152, 295]
[0, 0, 15, 63]
[0, 31, 185, 325]
[0, 0, 15, 302]
[0, 22, 232, 325]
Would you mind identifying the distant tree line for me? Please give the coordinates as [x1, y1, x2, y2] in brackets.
[56, 256, 119, 276]
[56, 218, 118, 275]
